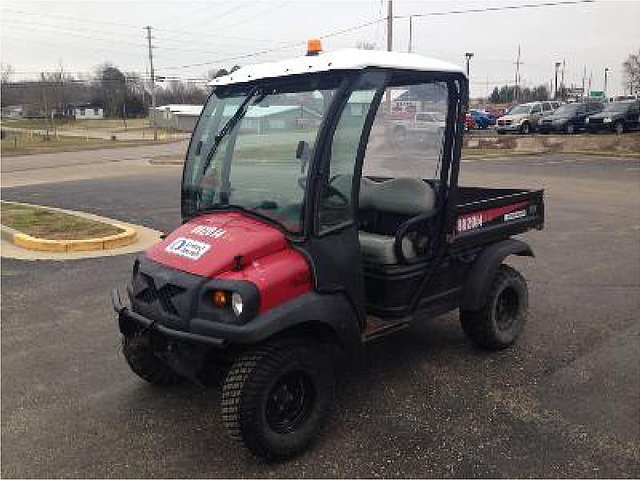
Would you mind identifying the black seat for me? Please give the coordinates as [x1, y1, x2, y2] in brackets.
[358, 177, 437, 264]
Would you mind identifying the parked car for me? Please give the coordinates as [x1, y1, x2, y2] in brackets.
[537, 102, 603, 134]
[585, 100, 640, 134]
[469, 109, 495, 129]
[495, 101, 556, 134]
[393, 111, 446, 140]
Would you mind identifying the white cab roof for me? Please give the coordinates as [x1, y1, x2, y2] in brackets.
[209, 49, 465, 87]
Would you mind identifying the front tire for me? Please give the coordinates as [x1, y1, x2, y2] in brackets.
[565, 123, 575, 134]
[614, 121, 625, 134]
[520, 122, 531, 134]
[460, 264, 528, 350]
[122, 334, 184, 385]
[221, 341, 334, 461]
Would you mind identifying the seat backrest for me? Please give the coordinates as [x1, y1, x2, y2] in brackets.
[359, 177, 436, 216]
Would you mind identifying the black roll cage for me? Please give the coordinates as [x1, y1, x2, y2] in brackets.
[182, 68, 468, 257]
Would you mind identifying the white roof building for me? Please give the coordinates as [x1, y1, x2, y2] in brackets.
[155, 104, 204, 116]
[209, 49, 465, 87]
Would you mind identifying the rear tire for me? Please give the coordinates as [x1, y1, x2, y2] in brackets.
[122, 334, 184, 385]
[520, 122, 531, 134]
[221, 340, 334, 461]
[614, 121, 625, 134]
[460, 264, 528, 350]
[565, 123, 575, 134]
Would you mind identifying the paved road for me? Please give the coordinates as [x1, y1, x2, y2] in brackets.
[1, 140, 188, 173]
[1, 153, 639, 478]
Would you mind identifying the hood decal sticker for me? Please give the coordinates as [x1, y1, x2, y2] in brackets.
[165, 237, 211, 260]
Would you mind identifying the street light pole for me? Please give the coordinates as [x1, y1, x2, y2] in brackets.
[465, 52, 474, 77]
[554, 61, 561, 100]
[407, 15, 413, 53]
[604, 67, 609, 101]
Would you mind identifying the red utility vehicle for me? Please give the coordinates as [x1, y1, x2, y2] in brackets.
[113, 41, 544, 461]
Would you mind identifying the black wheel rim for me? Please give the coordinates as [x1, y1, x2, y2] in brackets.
[266, 371, 315, 434]
[494, 286, 520, 331]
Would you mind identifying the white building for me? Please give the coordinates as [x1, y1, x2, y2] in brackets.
[73, 104, 104, 119]
[153, 104, 204, 132]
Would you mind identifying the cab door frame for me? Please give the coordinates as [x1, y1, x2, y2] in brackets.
[298, 67, 467, 321]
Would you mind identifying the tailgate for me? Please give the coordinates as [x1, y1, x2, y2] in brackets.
[450, 189, 544, 251]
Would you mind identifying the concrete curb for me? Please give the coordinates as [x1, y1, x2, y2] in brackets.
[1, 201, 138, 252]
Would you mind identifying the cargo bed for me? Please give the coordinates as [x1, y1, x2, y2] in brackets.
[450, 186, 544, 251]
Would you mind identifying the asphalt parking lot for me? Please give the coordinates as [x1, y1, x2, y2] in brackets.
[1, 148, 639, 478]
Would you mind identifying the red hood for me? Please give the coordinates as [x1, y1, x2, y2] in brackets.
[145, 212, 288, 278]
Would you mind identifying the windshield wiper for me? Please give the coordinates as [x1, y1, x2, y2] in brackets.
[199, 86, 260, 181]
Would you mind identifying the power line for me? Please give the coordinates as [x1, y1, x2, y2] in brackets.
[393, 0, 596, 19]
[158, 16, 386, 71]
[1, 8, 140, 29]
[1, 20, 147, 49]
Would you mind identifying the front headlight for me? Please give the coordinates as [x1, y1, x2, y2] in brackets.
[603, 117, 613, 123]
[231, 292, 243, 316]
[585, 117, 589, 124]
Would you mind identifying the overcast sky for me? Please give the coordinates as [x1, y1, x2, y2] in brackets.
[1, 0, 639, 97]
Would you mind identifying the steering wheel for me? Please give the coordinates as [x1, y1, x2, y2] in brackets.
[297, 175, 350, 206]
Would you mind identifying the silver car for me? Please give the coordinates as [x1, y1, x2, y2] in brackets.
[496, 101, 559, 134]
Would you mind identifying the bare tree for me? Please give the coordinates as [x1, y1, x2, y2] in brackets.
[1, 63, 14, 84]
[622, 48, 640, 94]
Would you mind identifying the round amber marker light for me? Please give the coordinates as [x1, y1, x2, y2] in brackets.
[212, 290, 228, 307]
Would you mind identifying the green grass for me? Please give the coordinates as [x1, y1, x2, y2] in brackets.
[1, 202, 123, 240]
[1, 117, 149, 130]
[0, 132, 177, 156]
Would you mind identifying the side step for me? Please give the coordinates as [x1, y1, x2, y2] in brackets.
[362, 315, 412, 342]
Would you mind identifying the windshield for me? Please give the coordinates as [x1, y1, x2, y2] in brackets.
[509, 104, 531, 115]
[182, 75, 343, 232]
[554, 104, 584, 115]
[603, 102, 633, 112]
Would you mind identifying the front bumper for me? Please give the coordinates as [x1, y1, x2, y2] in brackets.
[586, 122, 614, 132]
[495, 123, 522, 132]
[112, 288, 227, 348]
[537, 122, 565, 132]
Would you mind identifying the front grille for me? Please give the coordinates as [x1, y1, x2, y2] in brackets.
[589, 118, 603, 124]
[135, 272, 185, 316]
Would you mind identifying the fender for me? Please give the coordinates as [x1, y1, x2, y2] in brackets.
[189, 291, 362, 356]
[460, 238, 534, 311]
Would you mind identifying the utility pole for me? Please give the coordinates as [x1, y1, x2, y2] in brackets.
[588, 70, 593, 97]
[581, 65, 586, 101]
[604, 67, 609, 100]
[560, 59, 566, 101]
[407, 15, 413, 53]
[386, 0, 393, 53]
[145, 25, 157, 141]
[385, 0, 393, 122]
[514, 45, 521, 102]
[554, 61, 561, 100]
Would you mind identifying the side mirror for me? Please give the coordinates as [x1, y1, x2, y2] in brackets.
[296, 140, 311, 173]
